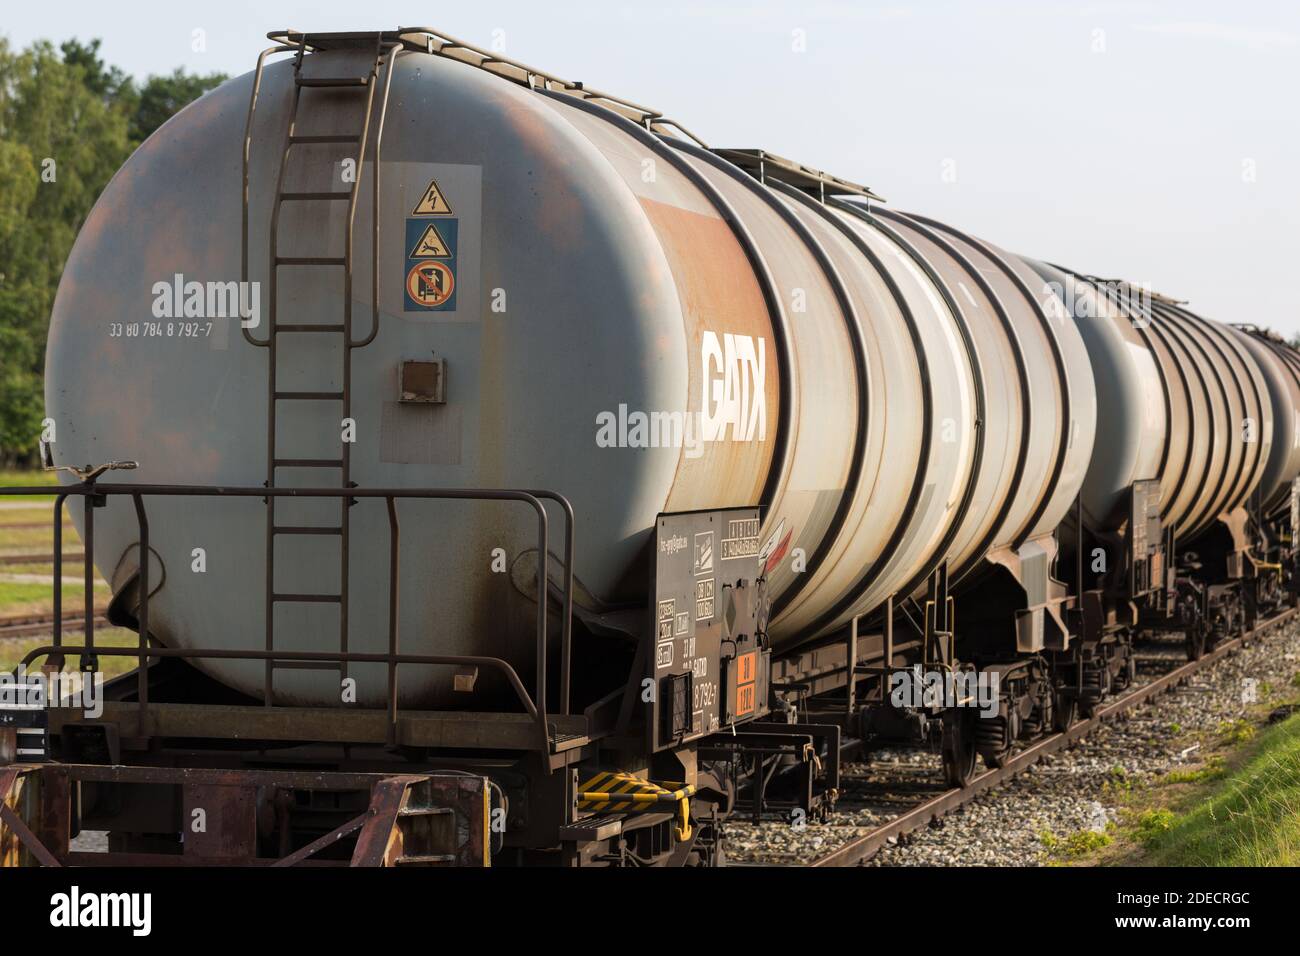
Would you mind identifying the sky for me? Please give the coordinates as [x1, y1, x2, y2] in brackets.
[5, 0, 1299, 335]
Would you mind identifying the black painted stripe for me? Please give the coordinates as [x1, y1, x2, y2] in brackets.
[537, 91, 795, 516]
[657, 149, 867, 618]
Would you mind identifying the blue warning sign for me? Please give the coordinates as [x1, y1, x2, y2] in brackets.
[404, 218, 458, 312]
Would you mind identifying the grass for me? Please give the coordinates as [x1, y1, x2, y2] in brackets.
[0, 477, 106, 615]
[1163, 756, 1226, 785]
[1040, 827, 1114, 859]
[0, 474, 135, 682]
[1, 562, 57, 575]
[0, 579, 108, 616]
[0, 468, 57, 502]
[1133, 808, 1176, 846]
[0, 626, 141, 680]
[0, 505, 71, 525]
[1217, 718, 1256, 746]
[1136, 712, 1300, 866]
[0, 524, 82, 554]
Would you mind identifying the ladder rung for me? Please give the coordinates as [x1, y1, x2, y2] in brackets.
[275, 324, 345, 333]
[273, 526, 344, 536]
[271, 593, 343, 604]
[288, 134, 361, 145]
[274, 391, 345, 400]
[271, 660, 345, 671]
[276, 256, 346, 266]
[296, 76, 370, 88]
[273, 458, 344, 468]
[279, 191, 353, 202]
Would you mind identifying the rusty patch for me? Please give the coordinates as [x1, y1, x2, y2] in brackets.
[638, 197, 776, 512]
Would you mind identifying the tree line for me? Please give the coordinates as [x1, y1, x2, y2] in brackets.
[0, 37, 225, 465]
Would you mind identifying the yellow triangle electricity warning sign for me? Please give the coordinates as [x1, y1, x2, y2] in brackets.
[411, 178, 453, 216]
[408, 222, 451, 258]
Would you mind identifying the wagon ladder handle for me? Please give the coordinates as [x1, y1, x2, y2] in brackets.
[247, 36, 402, 706]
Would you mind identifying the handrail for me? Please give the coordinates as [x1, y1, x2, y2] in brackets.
[350, 40, 403, 349]
[270, 27, 712, 146]
[5, 482, 576, 759]
[241, 44, 296, 347]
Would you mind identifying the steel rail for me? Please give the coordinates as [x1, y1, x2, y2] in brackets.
[807, 604, 1299, 867]
[0, 612, 109, 640]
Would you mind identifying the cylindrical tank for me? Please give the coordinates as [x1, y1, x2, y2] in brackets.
[47, 45, 1098, 707]
[1237, 329, 1300, 516]
[1026, 263, 1275, 539]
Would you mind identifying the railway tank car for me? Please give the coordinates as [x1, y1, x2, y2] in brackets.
[8, 27, 1300, 867]
[42, 28, 1100, 708]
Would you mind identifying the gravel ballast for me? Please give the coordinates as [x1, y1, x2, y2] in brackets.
[729, 619, 1300, 866]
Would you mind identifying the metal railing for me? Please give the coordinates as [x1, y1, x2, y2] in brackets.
[6, 482, 575, 756]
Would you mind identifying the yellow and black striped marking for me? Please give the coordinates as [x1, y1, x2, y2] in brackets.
[576, 772, 697, 840]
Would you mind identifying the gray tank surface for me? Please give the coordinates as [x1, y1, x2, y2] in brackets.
[48, 39, 1100, 707]
[1027, 262, 1278, 540]
[1237, 330, 1300, 515]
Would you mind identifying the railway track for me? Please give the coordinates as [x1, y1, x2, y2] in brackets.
[0, 611, 111, 640]
[0, 552, 85, 567]
[806, 605, 1299, 867]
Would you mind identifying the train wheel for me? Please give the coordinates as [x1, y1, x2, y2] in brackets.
[941, 709, 977, 788]
[1052, 693, 1078, 732]
[1113, 651, 1136, 692]
[1023, 694, 1051, 739]
[976, 712, 1015, 769]
[1185, 624, 1206, 661]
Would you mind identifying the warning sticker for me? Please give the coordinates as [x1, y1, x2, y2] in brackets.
[406, 261, 455, 309]
[404, 217, 458, 311]
[411, 178, 453, 216]
[408, 222, 451, 258]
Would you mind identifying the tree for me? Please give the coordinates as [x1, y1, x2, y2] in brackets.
[0, 36, 224, 464]
[130, 68, 226, 143]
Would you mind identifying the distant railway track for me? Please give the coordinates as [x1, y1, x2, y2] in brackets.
[806, 605, 1299, 867]
[0, 552, 85, 567]
[0, 611, 111, 640]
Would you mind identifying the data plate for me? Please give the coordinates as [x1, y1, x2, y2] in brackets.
[648, 508, 766, 751]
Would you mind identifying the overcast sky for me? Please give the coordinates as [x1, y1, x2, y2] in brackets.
[6, 0, 1298, 335]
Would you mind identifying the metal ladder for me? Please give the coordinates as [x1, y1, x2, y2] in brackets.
[242, 34, 401, 704]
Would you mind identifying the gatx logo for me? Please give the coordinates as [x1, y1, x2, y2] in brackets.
[701, 331, 766, 442]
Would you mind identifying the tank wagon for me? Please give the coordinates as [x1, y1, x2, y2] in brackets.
[3, 27, 1299, 866]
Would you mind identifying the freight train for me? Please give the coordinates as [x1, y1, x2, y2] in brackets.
[3, 27, 1299, 867]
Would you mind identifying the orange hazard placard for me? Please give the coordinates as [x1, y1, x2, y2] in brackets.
[735, 682, 756, 717]
[736, 651, 756, 685]
[734, 650, 757, 717]
[406, 260, 455, 308]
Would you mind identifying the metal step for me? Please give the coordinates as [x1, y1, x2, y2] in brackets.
[288, 133, 361, 145]
[276, 256, 347, 266]
[279, 191, 353, 202]
[273, 458, 344, 468]
[271, 593, 343, 604]
[296, 76, 370, 88]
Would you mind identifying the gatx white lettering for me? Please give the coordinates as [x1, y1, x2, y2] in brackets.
[701, 331, 766, 442]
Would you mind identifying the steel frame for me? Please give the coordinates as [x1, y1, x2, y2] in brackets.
[5, 482, 576, 756]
